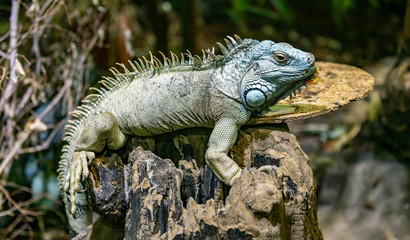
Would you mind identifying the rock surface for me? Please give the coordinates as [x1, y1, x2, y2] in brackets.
[317, 155, 410, 240]
[75, 124, 322, 239]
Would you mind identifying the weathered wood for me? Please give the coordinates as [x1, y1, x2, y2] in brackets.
[76, 124, 323, 239]
[248, 61, 375, 124]
[87, 154, 127, 220]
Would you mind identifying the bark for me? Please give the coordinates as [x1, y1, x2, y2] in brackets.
[76, 124, 322, 239]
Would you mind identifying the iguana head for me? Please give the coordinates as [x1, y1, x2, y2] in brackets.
[240, 40, 316, 111]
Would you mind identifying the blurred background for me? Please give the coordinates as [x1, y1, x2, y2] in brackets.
[0, 0, 409, 239]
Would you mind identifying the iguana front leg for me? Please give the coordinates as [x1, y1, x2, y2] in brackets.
[64, 112, 128, 215]
[205, 117, 247, 185]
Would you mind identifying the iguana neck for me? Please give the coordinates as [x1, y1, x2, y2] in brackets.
[212, 40, 258, 105]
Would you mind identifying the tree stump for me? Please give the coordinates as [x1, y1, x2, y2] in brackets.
[73, 62, 374, 239]
[75, 124, 322, 240]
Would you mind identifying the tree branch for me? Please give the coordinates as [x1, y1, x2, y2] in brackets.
[0, 0, 20, 112]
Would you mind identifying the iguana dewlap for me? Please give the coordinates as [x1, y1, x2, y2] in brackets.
[58, 35, 316, 235]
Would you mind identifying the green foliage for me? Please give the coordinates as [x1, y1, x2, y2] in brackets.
[228, 0, 293, 27]
[205, 0, 387, 30]
[200, 0, 294, 28]
[330, 0, 381, 27]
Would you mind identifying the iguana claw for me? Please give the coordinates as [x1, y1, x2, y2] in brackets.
[64, 151, 95, 215]
[258, 165, 278, 178]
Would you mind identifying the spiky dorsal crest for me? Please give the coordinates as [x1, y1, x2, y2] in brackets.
[64, 35, 250, 137]
[89, 35, 251, 101]
[65, 35, 251, 132]
[114, 34, 248, 77]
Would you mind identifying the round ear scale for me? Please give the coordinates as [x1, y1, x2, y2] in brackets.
[244, 89, 267, 108]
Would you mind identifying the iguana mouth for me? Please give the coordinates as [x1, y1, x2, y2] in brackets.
[277, 65, 317, 102]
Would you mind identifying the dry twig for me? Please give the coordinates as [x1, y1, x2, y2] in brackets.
[0, 0, 110, 238]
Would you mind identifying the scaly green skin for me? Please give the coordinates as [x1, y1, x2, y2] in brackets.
[58, 36, 316, 235]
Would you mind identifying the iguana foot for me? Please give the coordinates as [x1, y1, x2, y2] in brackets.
[205, 151, 242, 186]
[64, 151, 95, 215]
[258, 165, 278, 178]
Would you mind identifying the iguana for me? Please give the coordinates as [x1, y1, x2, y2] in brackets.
[58, 35, 316, 234]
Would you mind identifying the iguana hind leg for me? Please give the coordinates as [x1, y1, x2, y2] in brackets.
[76, 112, 128, 152]
[65, 112, 127, 215]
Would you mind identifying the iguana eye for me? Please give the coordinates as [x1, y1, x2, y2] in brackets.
[273, 52, 289, 64]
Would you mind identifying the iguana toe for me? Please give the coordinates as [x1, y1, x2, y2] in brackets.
[66, 151, 94, 215]
[258, 165, 278, 178]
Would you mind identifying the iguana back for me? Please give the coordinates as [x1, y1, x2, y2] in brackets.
[101, 70, 218, 136]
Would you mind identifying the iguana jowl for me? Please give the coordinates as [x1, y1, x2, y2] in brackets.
[58, 35, 316, 234]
